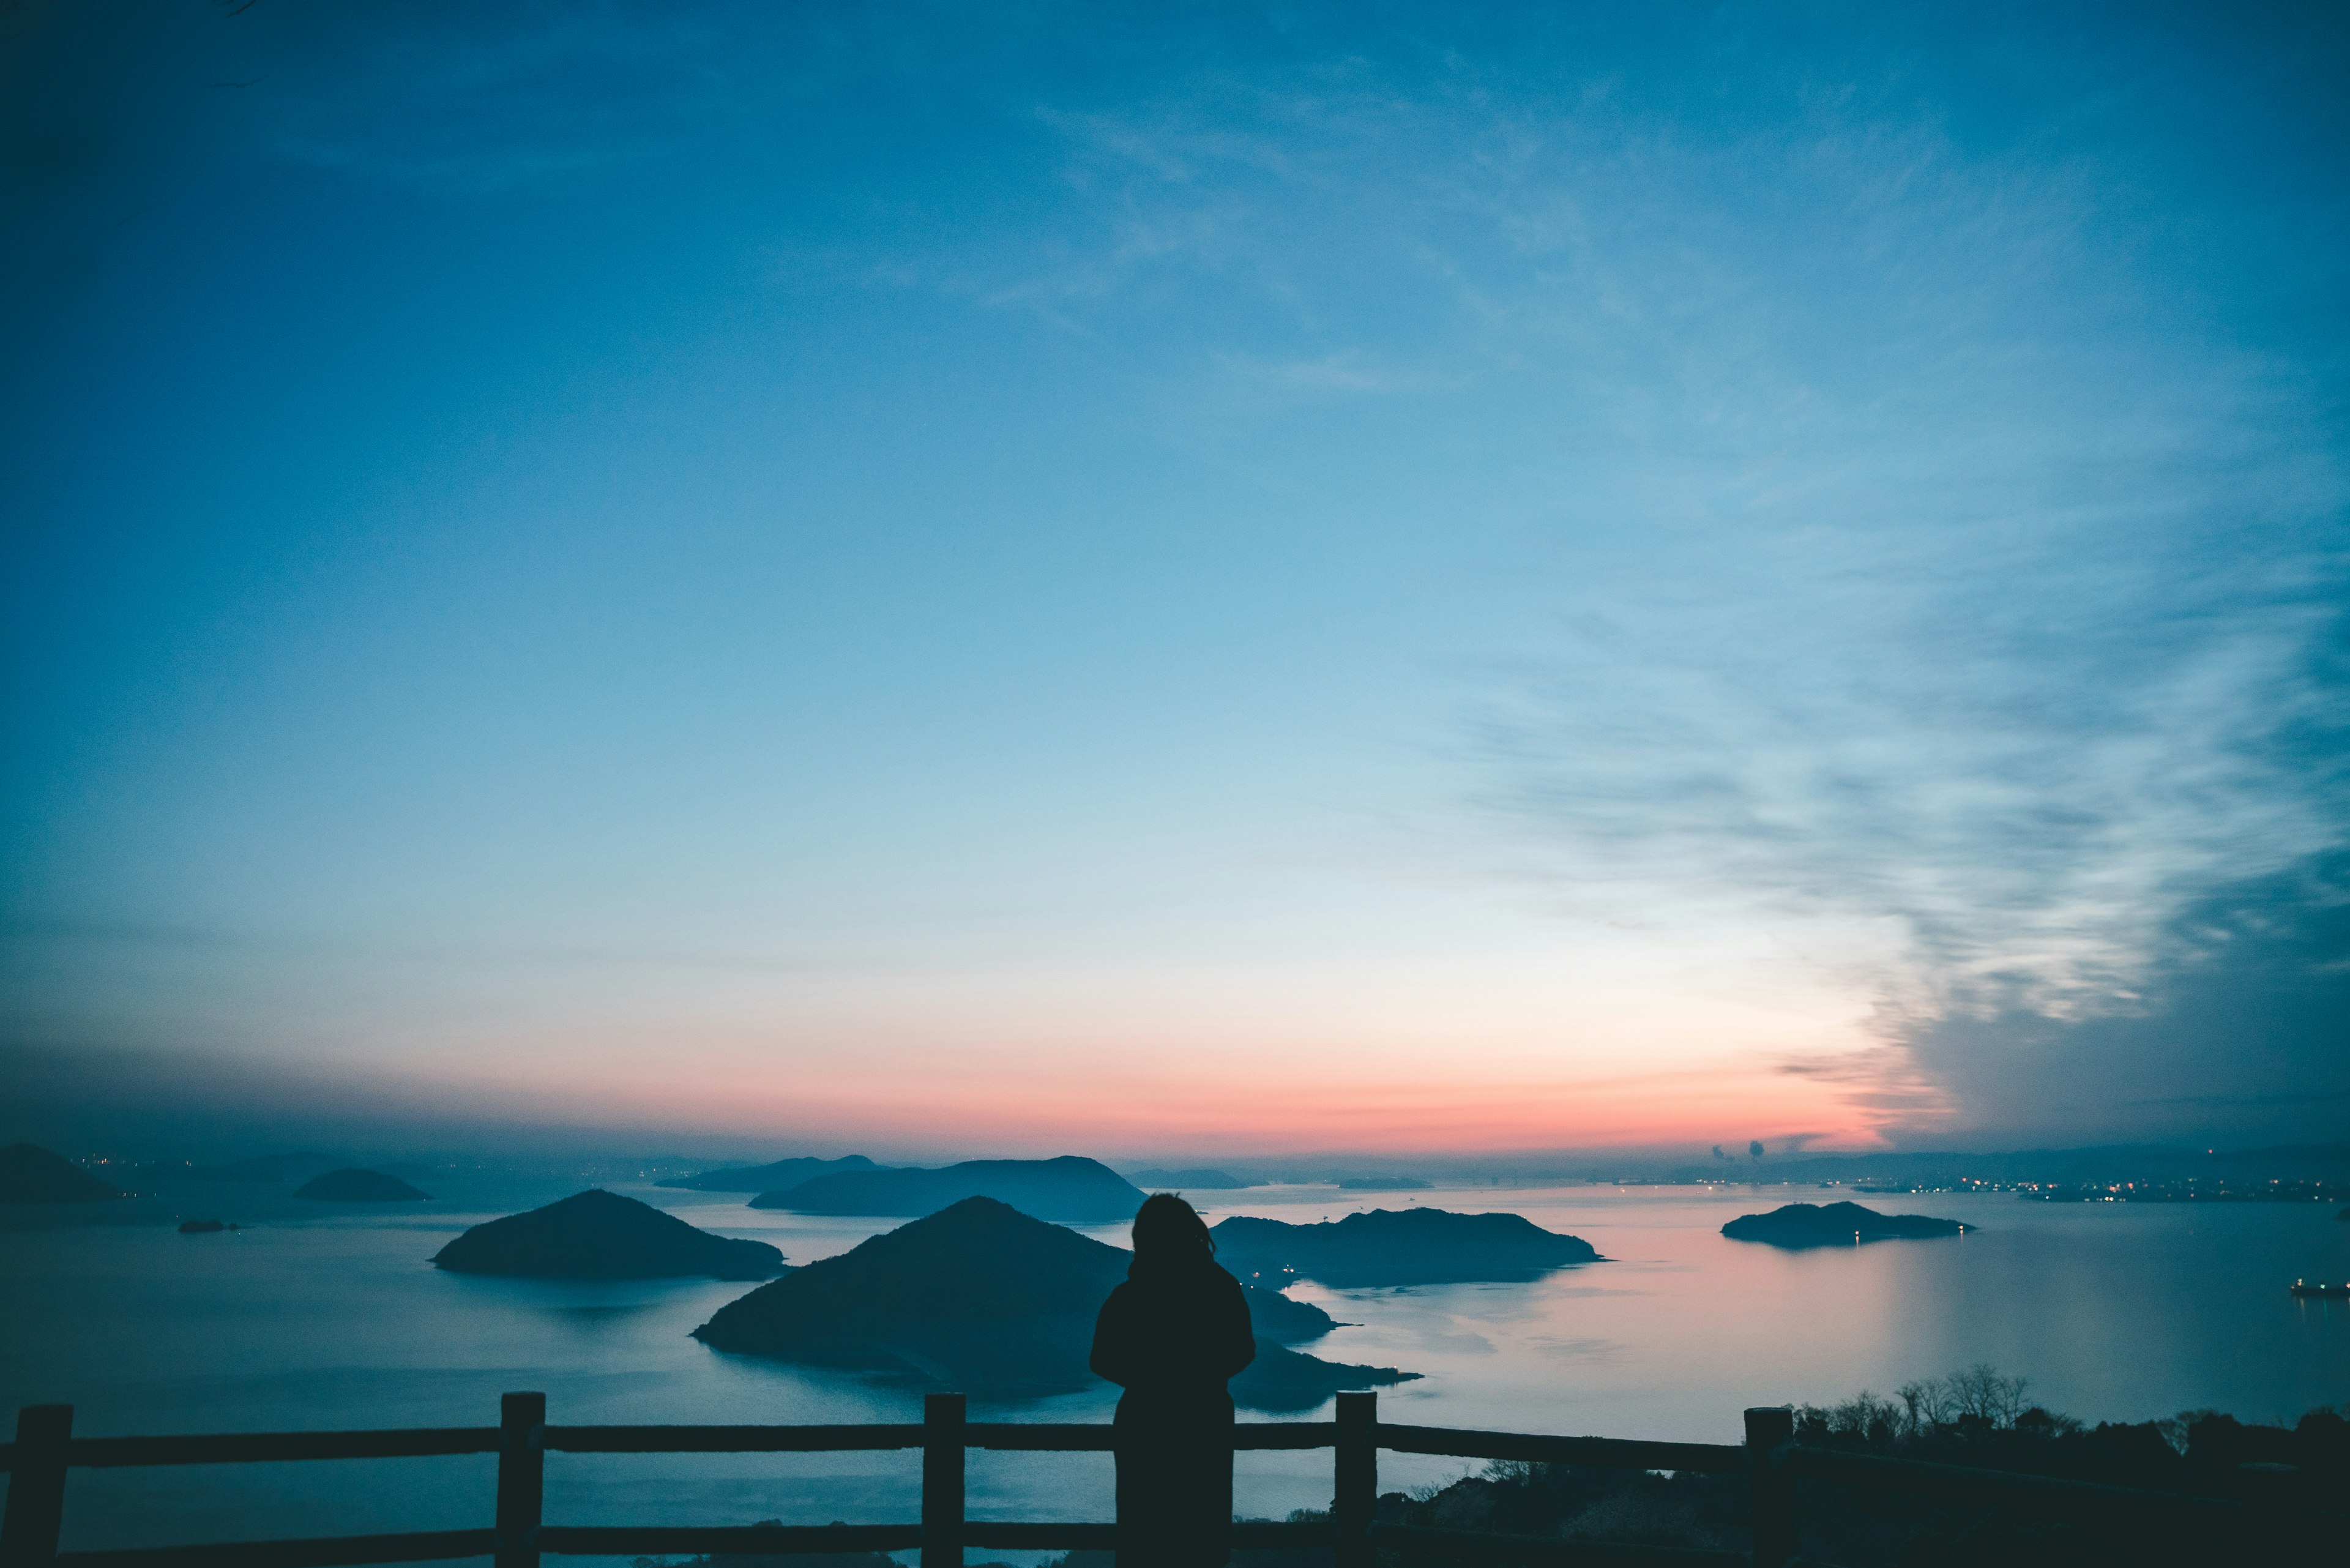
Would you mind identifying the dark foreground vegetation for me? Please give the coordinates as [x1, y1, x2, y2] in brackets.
[1370, 1367, 2344, 1567]
[633, 1367, 2346, 1568]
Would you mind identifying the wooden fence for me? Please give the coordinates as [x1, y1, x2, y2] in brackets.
[0, 1391, 2319, 1568]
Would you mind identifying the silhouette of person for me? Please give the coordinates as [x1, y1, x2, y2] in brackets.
[1090, 1192, 1256, 1566]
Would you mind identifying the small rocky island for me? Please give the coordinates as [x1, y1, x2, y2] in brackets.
[1722, 1200, 1967, 1248]
[750, 1155, 1147, 1223]
[1212, 1208, 1602, 1287]
[292, 1168, 431, 1202]
[0, 1143, 123, 1204]
[434, 1189, 786, 1279]
[658, 1154, 883, 1192]
[695, 1196, 1412, 1407]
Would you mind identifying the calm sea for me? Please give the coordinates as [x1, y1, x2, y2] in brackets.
[4, 1178, 2346, 1561]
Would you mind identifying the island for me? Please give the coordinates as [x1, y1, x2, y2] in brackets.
[658, 1154, 882, 1192]
[694, 1196, 1413, 1406]
[1127, 1168, 1249, 1190]
[1336, 1176, 1433, 1191]
[0, 1143, 124, 1204]
[750, 1155, 1146, 1223]
[1211, 1208, 1602, 1288]
[1721, 1201, 1967, 1248]
[177, 1219, 235, 1233]
[433, 1189, 786, 1279]
[292, 1168, 431, 1202]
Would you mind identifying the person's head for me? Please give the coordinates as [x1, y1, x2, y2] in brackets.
[1131, 1192, 1213, 1264]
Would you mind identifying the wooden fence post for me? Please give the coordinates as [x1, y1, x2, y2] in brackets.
[493, 1392, 545, 1568]
[922, 1392, 964, 1568]
[1744, 1406, 1797, 1568]
[0, 1405, 72, 1568]
[1334, 1391, 1377, 1568]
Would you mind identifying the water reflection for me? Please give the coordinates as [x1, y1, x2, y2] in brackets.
[2, 1179, 2343, 1553]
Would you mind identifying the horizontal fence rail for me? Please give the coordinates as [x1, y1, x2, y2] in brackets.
[543, 1422, 924, 1454]
[6, 1389, 2330, 1568]
[65, 1431, 501, 1469]
[1376, 1422, 1747, 1474]
[53, 1529, 499, 1568]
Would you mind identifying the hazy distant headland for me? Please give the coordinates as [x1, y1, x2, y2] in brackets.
[186, 1151, 345, 1185]
[1672, 1141, 2350, 1194]
[748, 1155, 1146, 1222]
[694, 1196, 1416, 1406]
[434, 1189, 786, 1279]
[1125, 1167, 1249, 1190]
[1214, 1208, 1602, 1288]
[658, 1154, 882, 1192]
[292, 1168, 431, 1202]
[0, 1143, 124, 1204]
[1722, 1201, 1966, 1249]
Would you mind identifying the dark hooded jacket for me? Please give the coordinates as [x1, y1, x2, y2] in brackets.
[1090, 1250, 1256, 1564]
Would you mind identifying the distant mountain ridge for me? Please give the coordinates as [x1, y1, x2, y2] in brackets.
[1213, 1208, 1601, 1287]
[695, 1196, 1412, 1407]
[752, 1155, 1146, 1222]
[660, 1155, 881, 1192]
[435, 1190, 786, 1279]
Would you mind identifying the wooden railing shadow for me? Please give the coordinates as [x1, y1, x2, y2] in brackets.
[1, 1391, 2329, 1567]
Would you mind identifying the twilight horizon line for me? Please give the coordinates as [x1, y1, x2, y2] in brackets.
[4, 3, 2344, 1159]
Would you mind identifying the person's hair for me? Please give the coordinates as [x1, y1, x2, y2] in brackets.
[1131, 1192, 1214, 1260]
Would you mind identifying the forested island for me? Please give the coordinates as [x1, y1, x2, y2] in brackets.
[1212, 1208, 1600, 1286]
[749, 1155, 1145, 1222]
[1721, 1201, 1965, 1248]
[433, 1189, 787, 1279]
[693, 1196, 1414, 1406]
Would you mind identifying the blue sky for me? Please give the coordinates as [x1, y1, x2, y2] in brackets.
[4, 2, 2344, 1159]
